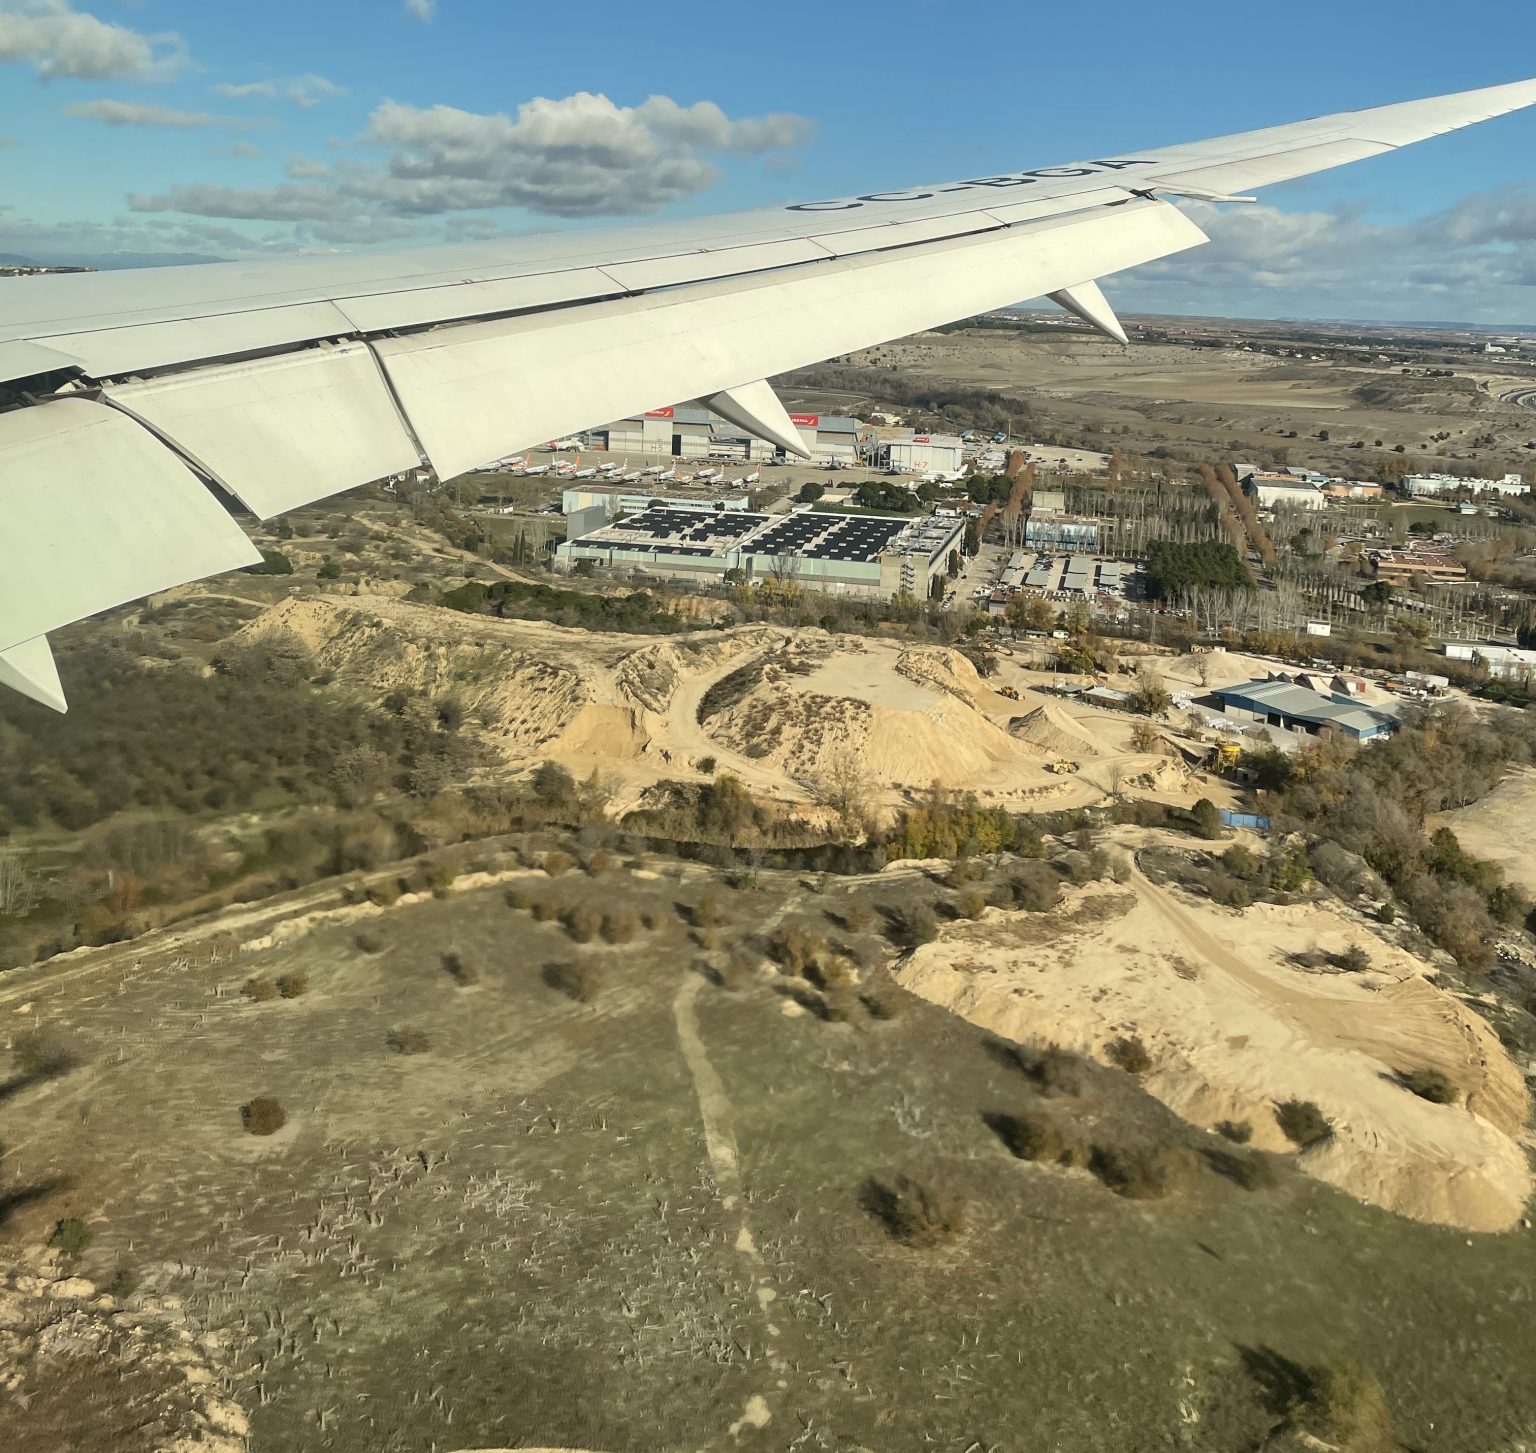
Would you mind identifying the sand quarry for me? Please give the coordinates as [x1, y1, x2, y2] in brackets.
[900, 850, 1533, 1234]
[240, 596, 1207, 814]
[1434, 767, 1536, 900]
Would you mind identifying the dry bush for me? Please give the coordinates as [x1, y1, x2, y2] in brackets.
[689, 893, 724, 929]
[955, 888, 988, 920]
[241, 1096, 287, 1136]
[428, 865, 457, 899]
[890, 903, 939, 947]
[860, 1174, 966, 1248]
[530, 896, 558, 922]
[1202, 1146, 1278, 1191]
[768, 924, 829, 977]
[505, 887, 533, 911]
[543, 851, 574, 877]
[986, 1110, 1083, 1166]
[822, 989, 862, 1023]
[1004, 862, 1062, 913]
[1215, 1119, 1253, 1144]
[808, 954, 858, 992]
[946, 858, 983, 888]
[640, 908, 662, 931]
[1399, 1067, 1457, 1104]
[860, 986, 905, 1021]
[586, 849, 616, 877]
[1089, 1144, 1191, 1200]
[443, 950, 480, 987]
[563, 905, 601, 944]
[1287, 1360, 1397, 1453]
[386, 1027, 431, 1055]
[367, 879, 402, 908]
[1106, 1034, 1152, 1075]
[13, 1028, 74, 1078]
[276, 969, 309, 999]
[355, 929, 386, 954]
[837, 902, 874, 932]
[1275, 1098, 1332, 1148]
[1029, 1047, 1083, 1098]
[706, 952, 754, 992]
[601, 909, 638, 944]
[545, 961, 601, 1004]
[1334, 944, 1372, 973]
[242, 976, 279, 1003]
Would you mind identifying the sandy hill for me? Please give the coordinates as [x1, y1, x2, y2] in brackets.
[1008, 701, 1107, 759]
[901, 859, 1532, 1234]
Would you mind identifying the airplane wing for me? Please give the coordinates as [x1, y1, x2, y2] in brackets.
[3, 76, 1535, 711]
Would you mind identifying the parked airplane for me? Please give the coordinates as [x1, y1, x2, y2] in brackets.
[639, 463, 664, 477]
[741, 472, 761, 485]
[3, 77, 1536, 708]
[521, 463, 551, 478]
[574, 467, 599, 479]
[655, 468, 677, 483]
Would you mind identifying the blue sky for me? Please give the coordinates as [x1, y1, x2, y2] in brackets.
[2, 0, 1535, 320]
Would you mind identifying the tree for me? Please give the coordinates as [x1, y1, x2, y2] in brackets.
[797, 481, 825, 504]
[1190, 797, 1223, 840]
[928, 574, 946, 602]
[963, 519, 980, 554]
[244, 549, 294, 576]
[1130, 669, 1172, 717]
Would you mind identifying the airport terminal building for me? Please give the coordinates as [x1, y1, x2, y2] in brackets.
[555, 505, 965, 601]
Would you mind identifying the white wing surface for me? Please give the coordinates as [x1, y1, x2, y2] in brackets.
[2, 77, 1534, 709]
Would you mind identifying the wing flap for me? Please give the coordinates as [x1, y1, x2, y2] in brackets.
[104, 342, 422, 518]
[0, 399, 261, 658]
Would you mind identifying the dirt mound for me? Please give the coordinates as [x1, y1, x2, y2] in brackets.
[1008, 702, 1107, 758]
[240, 597, 596, 755]
[898, 865, 1532, 1233]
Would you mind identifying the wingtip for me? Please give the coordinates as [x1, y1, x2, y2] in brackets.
[0, 635, 68, 714]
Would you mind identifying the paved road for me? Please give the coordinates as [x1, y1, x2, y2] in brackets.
[1503, 386, 1536, 413]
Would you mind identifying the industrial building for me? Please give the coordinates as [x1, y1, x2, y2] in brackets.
[556, 505, 965, 600]
[1025, 511, 1100, 551]
[1247, 473, 1327, 511]
[598, 406, 862, 465]
[1368, 543, 1467, 585]
[1406, 471, 1528, 498]
[1443, 641, 1536, 680]
[883, 431, 965, 474]
[1211, 678, 1398, 743]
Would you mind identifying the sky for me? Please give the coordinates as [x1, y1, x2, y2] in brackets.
[1, 0, 1535, 322]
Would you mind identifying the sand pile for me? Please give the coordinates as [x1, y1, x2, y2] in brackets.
[703, 643, 1052, 793]
[1009, 701, 1107, 758]
[899, 866, 1532, 1233]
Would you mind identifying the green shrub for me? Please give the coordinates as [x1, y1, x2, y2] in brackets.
[1215, 1119, 1252, 1144]
[443, 950, 480, 987]
[49, 1216, 92, 1260]
[1203, 1146, 1278, 1191]
[1288, 1359, 1397, 1453]
[543, 851, 574, 877]
[586, 849, 616, 877]
[276, 969, 309, 999]
[242, 1096, 287, 1136]
[530, 896, 558, 922]
[1334, 944, 1372, 973]
[955, 888, 988, 920]
[242, 976, 279, 1003]
[1275, 1098, 1332, 1148]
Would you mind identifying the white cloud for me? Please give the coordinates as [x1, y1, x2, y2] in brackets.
[212, 140, 263, 158]
[284, 157, 330, 179]
[404, 0, 436, 20]
[0, 0, 186, 81]
[1116, 190, 1536, 322]
[213, 73, 345, 108]
[63, 99, 257, 130]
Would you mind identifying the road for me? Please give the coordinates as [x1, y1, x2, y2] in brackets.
[1502, 386, 1536, 413]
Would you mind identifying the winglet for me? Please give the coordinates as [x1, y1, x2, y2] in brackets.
[701, 380, 813, 459]
[1047, 281, 1129, 345]
[0, 635, 67, 714]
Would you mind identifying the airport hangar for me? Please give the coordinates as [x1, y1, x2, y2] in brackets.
[556, 504, 966, 601]
[598, 406, 863, 465]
